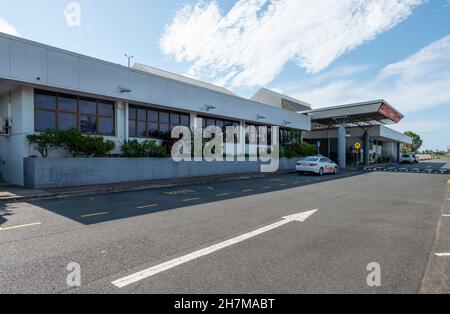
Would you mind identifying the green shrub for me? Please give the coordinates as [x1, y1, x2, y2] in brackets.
[59, 128, 88, 157]
[121, 140, 144, 157]
[28, 128, 115, 158]
[27, 129, 62, 158]
[84, 136, 115, 157]
[121, 140, 169, 158]
[280, 141, 317, 158]
[142, 140, 170, 158]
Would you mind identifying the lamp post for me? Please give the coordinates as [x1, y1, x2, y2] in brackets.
[124, 54, 134, 68]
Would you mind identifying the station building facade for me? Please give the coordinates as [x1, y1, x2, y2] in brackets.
[0, 32, 410, 187]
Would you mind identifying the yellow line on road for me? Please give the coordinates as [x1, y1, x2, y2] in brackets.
[136, 204, 159, 209]
[0, 222, 42, 231]
[80, 212, 109, 218]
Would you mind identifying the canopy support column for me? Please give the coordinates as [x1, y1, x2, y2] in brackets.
[338, 125, 346, 169]
[363, 131, 370, 166]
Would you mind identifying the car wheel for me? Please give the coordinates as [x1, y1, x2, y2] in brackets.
[333, 167, 339, 175]
[318, 168, 324, 176]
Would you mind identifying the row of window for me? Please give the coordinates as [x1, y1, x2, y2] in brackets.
[35, 90, 115, 135]
[34, 90, 303, 146]
[198, 115, 240, 143]
[128, 105, 190, 139]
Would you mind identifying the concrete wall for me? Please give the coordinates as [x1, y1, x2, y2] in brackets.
[0, 87, 34, 185]
[24, 157, 300, 189]
[0, 32, 310, 131]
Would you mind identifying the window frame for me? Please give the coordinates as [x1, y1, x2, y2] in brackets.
[128, 104, 190, 140]
[34, 89, 115, 136]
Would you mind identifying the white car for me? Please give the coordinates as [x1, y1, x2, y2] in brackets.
[400, 153, 418, 164]
[296, 156, 339, 176]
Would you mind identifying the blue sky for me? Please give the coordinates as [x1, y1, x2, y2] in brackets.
[0, 0, 449, 151]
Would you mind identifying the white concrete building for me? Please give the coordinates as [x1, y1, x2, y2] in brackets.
[0, 32, 410, 187]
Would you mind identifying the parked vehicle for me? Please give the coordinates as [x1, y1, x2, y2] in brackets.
[296, 156, 339, 176]
[400, 153, 417, 164]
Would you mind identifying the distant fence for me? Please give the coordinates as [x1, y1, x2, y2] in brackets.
[24, 157, 300, 189]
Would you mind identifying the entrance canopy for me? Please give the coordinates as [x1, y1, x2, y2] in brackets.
[300, 100, 404, 130]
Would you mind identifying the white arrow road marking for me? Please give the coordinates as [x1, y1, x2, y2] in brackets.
[435, 253, 450, 257]
[111, 209, 319, 288]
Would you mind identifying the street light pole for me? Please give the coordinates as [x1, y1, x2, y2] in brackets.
[124, 54, 134, 68]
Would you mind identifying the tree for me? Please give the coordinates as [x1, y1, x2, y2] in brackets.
[402, 131, 423, 153]
[27, 129, 62, 158]
[59, 128, 86, 157]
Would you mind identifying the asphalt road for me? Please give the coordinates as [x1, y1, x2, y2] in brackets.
[0, 159, 449, 294]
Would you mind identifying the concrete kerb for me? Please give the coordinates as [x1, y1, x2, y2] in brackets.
[1, 170, 300, 204]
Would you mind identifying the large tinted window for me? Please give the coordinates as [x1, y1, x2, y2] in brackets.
[199, 115, 240, 143]
[128, 104, 190, 140]
[34, 90, 115, 136]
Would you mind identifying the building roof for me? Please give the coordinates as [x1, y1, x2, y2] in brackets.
[250, 88, 312, 112]
[300, 100, 404, 130]
[133, 63, 236, 97]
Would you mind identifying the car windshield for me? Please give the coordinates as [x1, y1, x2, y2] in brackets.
[304, 157, 319, 162]
[402, 154, 410, 157]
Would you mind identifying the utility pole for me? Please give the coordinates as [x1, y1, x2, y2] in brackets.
[124, 54, 134, 68]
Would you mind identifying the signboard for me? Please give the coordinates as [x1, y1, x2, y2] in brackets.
[317, 141, 321, 148]
[378, 104, 402, 123]
[354, 143, 361, 150]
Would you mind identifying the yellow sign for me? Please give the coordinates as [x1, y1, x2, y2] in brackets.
[354, 143, 361, 150]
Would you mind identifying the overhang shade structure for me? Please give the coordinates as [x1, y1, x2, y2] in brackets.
[300, 100, 409, 169]
[301, 100, 404, 130]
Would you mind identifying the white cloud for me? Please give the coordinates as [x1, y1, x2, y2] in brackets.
[283, 35, 450, 114]
[160, 0, 423, 88]
[0, 18, 20, 36]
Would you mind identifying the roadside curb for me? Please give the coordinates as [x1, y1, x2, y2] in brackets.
[0, 170, 301, 204]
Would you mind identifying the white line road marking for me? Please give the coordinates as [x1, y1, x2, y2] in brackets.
[0, 222, 42, 231]
[435, 253, 450, 257]
[263, 186, 272, 190]
[111, 209, 319, 288]
[279, 184, 287, 187]
[442, 215, 450, 217]
[242, 189, 253, 193]
[207, 187, 214, 190]
[182, 198, 200, 202]
[216, 193, 231, 197]
[80, 212, 109, 218]
[137, 204, 159, 209]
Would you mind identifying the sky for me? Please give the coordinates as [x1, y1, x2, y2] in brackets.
[0, 0, 449, 151]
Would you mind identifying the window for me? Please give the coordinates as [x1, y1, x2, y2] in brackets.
[128, 104, 190, 140]
[34, 90, 115, 136]
[198, 115, 240, 143]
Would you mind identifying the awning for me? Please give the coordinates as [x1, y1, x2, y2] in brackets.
[300, 100, 404, 130]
